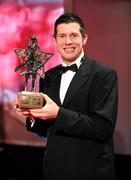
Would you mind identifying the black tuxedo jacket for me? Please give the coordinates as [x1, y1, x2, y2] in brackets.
[27, 55, 118, 180]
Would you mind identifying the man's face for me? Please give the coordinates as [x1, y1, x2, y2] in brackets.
[55, 22, 88, 64]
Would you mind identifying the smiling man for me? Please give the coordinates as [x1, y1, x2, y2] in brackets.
[16, 13, 118, 180]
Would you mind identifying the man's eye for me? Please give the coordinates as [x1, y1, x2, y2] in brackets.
[58, 35, 65, 38]
[72, 34, 79, 38]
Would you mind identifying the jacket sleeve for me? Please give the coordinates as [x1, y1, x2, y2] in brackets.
[26, 118, 48, 137]
[26, 117, 56, 137]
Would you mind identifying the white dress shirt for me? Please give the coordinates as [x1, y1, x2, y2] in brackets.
[59, 52, 84, 104]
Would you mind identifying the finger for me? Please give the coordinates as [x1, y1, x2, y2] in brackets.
[41, 93, 48, 100]
[14, 98, 19, 108]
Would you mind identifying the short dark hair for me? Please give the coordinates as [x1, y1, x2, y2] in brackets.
[54, 13, 86, 38]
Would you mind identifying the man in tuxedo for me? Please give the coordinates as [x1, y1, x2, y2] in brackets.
[16, 13, 118, 180]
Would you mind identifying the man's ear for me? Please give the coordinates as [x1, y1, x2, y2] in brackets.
[82, 34, 88, 46]
[54, 38, 57, 47]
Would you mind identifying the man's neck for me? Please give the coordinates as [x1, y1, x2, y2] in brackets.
[62, 52, 84, 66]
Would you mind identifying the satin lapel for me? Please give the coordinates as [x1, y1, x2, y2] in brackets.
[62, 57, 90, 107]
[47, 71, 62, 106]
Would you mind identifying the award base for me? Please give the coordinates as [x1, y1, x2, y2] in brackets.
[17, 91, 45, 109]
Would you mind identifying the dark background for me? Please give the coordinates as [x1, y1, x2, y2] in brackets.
[0, 144, 130, 180]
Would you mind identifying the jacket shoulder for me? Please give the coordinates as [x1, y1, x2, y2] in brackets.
[40, 64, 62, 83]
[45, 64, 61, 76]
[84, 55, 117, 75]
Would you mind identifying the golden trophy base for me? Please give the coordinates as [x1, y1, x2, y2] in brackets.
[17, 91, 45, 109]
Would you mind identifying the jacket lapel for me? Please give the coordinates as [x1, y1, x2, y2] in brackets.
[45, 66, 62, 106]
[62, 57, 90, 107]
[51, 73, 62, 106]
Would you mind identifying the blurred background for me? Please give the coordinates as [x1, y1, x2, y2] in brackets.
[0, 0, 130, 179]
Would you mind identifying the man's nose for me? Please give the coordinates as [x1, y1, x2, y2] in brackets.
[65, 36, 72, 44]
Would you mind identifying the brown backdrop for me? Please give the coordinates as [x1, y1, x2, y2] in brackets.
[65, 0, 131, 155]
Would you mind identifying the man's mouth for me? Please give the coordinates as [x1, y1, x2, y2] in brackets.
[64, 47, 75, 53]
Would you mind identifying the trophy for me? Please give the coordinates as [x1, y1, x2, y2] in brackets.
[14, 35, 53, 109]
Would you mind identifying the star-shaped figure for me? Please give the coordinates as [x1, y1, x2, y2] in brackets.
[14, 35, 53, 91]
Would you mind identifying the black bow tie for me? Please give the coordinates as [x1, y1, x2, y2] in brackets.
[60, 64, 78, 73]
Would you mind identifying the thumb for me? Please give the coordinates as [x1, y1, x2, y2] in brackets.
[41, 93, 50, 102]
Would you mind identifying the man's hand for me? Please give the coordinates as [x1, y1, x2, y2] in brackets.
[15, 93, 59, 120]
